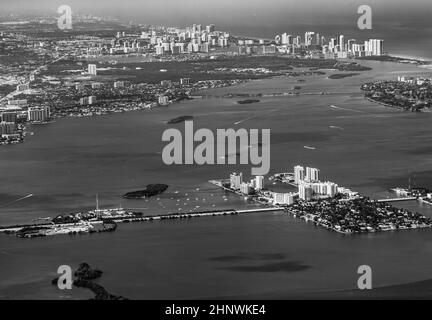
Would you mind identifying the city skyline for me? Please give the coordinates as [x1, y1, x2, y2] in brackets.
[2, 1, 431, 59]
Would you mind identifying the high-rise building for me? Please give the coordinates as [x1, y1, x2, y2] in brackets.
[369, 39, 384, 56]
[88, 64, 97, 76]
[299, 183, 313, 201]
[347, 39, 356, 52]
[240, 182, 254, 195]
[294, 165, 305, 184]
[305, 32, 315, 46]
[27, 106, 50, 123]
[329, 38, 337, 50]
[273, 193, 295, 205]
[0, 112, 17, 123]
[255, 176, 264, 190]
[324, 182, 339, 197]
[206, 24, 215, 33]
[230, 172, 243, 190]
[0, 122, 17, 136]
[156, 46, 165, 55]
[305, 167, 319, 182]
[339, 35, 345, 52]
[281, 33, 289, 45]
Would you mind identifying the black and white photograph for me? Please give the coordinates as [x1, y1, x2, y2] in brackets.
[1, 0, 432, 307]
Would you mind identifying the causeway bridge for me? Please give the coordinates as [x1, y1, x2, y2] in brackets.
[377, 197, 417, 203]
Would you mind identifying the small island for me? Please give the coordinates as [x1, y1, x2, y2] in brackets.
[167, 116, 194, 124]
[123, 184, 169, 199]
[335, 62, 372, 71]
[237, 99, 260, 105]
[328, 73, 360, 79]
[52, 263, 128, 300]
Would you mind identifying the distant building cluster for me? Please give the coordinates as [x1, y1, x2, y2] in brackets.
[97, 24, 231, 56]
[226, 166, 358, 207]
[271, 31, 384, 58]
[397, 76, 432, 85]
[294, 165, 339, 201]
[150, 24, 229, 55]
[80, 96, 97, 105]
[230, 173, 265, 194]
[0, 106, 21, 140]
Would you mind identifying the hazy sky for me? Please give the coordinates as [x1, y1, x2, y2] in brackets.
[2, 0, 431, 26]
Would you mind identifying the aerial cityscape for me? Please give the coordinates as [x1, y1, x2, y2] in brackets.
[1, 0, 432, 304]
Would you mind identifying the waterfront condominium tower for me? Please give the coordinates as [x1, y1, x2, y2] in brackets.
[255, 176, 264, 190]
[305, 167, 320, 182]
[88, 64, 97, 75]
[230, 172, 243, 190]
[294, 165, 305, 184]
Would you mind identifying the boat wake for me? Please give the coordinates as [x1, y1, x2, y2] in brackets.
[330, 105, 365, 113]
[1, 194, 34, 207]
[234, 108, 280, 125]
[304, 146, 316, 150]
[329, 125, 344, 130]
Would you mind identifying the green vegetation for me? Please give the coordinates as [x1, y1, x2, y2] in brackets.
[328, 73, 360, 79]
[44, 56, 372, 84]
[123, 184, 169, 199]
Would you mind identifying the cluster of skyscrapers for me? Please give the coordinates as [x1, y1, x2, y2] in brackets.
[151, 24, 229, 55]
[229, 172, 295, 206]
[230, 172, 264, 195]
[294, 165, 339, 201]
[228, 166, 345, 206]
[106, 24, 230, 55]
[275, 32, 384, 58]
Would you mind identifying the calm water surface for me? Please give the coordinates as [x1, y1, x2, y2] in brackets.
[1, 61, 432, 299]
